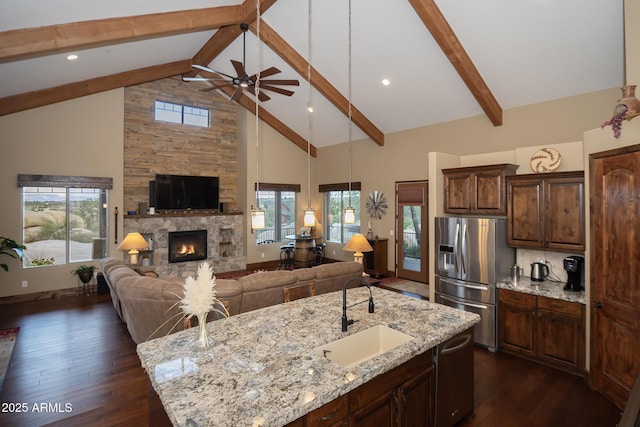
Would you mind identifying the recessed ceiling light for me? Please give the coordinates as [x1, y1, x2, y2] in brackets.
[67, 54, 78, 61]
[382, 78, 390, 86]
[307, 104, 314, 113]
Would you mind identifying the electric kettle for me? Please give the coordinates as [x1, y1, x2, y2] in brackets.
[530, 262, 549, 282]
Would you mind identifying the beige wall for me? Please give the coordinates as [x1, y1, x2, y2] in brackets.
[0, 89, 124, 298]
[315, 88, 619, 274]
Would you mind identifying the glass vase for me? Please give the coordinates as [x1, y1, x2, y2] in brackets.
[191, 312, 210, 351]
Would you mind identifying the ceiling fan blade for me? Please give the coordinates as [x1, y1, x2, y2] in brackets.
[260, 85, 295, 97]
[260, 79, 300, 86]
[259, 67, 281, 78]
[192, 64, 235, 80]
[256, 90, 271, 102]
[231, 86, 243, 101]
[200, 83, 234, 92]
[183, 77, 229, 82]
[231, 60, 246, 77]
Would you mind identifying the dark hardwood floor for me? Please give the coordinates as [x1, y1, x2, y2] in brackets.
[0, 293, 622, 426]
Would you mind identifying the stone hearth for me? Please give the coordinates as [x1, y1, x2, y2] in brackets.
[124, 212, 245, 277]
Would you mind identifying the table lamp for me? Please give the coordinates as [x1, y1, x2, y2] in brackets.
[343, 233, 373, 264]
[118, 232, 149, 266]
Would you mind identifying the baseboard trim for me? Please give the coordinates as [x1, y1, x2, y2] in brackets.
[0, 287, 79, 305]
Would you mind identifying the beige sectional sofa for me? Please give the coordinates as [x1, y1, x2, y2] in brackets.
[99, 257, 364, 344]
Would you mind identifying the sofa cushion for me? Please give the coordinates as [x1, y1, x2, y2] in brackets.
[238, 270, 297, 313]
[312, 262, 364, 294]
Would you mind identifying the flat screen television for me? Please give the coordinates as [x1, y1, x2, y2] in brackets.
[154, 174, 219, 211]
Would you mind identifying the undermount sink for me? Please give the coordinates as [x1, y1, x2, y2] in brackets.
[316, 325, 415, 369]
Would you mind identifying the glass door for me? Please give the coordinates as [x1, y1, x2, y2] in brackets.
[396, 181, 428, 282]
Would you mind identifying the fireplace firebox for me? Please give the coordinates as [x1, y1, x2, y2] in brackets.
[168, 230, 208, 263]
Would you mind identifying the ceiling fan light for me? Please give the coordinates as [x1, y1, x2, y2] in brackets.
[240, 81, 249, 88]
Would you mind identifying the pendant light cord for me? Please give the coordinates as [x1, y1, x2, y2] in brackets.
[255, 0, 261, 206]
[347, 0, 353, 206]
[306, 0, 313, 210]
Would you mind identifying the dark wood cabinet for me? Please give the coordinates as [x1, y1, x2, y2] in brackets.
[364, 238, 388, 278]
[506, 171, 585, 252]
[287, 350, 436, 427]
[498, 289, 585, 375]
[443, 164, 518, 215]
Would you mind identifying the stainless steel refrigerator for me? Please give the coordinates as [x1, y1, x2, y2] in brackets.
[434, 217, 514, 351]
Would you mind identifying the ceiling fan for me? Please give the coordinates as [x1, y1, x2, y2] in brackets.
[183, 23, 300, 102]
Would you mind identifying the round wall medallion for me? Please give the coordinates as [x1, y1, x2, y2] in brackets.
[530, 148, 562, 173]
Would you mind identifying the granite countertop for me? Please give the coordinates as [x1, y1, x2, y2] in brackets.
[497, 277, 586, 304]
[137, 287, 480, 427]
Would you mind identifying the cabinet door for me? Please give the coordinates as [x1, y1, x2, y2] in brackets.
[498, 290, 537, 356]
[545, 176, 585, 251]
[364, 239, 388, 278]
[399, 366, 435, 427]
[474, 169, 506, 214]
[349, 389, 396, 427]
[444, 172, 472, 213]
[507, 177, 543, 248]
[537, 297, 585, 373]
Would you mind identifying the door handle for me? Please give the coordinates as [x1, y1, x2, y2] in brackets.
[439, 294, 488, 310]
[593, 301, 603, 309]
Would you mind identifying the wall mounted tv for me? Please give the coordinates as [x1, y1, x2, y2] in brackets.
[154, 174, 219, 211]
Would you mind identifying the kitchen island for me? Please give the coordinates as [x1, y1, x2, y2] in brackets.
[137, 286, 480, 427]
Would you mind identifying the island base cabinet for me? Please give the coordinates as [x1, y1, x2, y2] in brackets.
[287, 350, 436, 427]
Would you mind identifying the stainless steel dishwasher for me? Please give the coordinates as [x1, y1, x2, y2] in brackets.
[435, 327, 474, 427]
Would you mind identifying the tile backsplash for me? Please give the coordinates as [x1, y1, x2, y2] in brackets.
[515, 249, 584, 284]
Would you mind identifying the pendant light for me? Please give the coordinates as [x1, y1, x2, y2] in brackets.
[251, 0, 265, 230]
[303, 0, 316, 228]
[343, 0, 355, 225]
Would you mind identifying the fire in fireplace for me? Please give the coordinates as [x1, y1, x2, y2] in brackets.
[168, 230, 207, 263]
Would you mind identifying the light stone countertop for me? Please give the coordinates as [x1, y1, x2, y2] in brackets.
[497, 277, 586, 304]
[137, 287, 480, 427]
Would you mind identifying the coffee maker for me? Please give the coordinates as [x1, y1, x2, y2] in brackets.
[563, 256, 584, 291]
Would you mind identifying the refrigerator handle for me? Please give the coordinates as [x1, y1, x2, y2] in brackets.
[439, 294, 488, 310]
[460, 221, 467, 275]
[455, 222, 460, 275]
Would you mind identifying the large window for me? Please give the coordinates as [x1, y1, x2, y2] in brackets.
[254, 183, 299, 245]
[18, 175, 111, 268]
[321, 182, 361, 244]
[154, 100, 209, 127]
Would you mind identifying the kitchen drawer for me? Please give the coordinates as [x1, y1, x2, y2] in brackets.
[499, 289, 536, 307]
[306, 393, 348, 427]
[538, 296, 583, 318]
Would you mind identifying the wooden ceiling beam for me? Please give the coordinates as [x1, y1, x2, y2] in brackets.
[0, 6, 241, 63]
[0, 60, 192, 117]
[408, 0, 502, 126]
[254, 21, 385, 146]
[218, 85, 317, 157]
[189, 0, 279, 78]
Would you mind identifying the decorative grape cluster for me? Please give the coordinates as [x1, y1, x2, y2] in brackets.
[601, 107, 627, 139]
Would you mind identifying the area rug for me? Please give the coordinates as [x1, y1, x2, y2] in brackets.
[0, 327, 19, 392]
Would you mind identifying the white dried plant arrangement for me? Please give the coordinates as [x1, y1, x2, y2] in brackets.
[181, 261, 227, 319]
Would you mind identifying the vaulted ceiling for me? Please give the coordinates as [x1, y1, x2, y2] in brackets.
[0, 0, 624, 155]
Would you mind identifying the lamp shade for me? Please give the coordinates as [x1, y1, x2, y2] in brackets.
[118, 232, 149, 266]
[343, 233, 373, 263]
[344, 206, 356, 224]
[251, 207, 265, 229]
[303, 208, 316, 227]
[118, 232, 149, 251]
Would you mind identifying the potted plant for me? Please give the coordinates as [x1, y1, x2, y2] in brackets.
[1, 236, 26, 272]
[71, 265, 96, 284]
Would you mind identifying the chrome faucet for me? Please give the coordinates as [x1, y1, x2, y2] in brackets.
[342, 277, 375, 332]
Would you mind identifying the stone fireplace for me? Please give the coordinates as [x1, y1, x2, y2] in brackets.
[168, 230, 207, 263]
[123, 212, 245, 277]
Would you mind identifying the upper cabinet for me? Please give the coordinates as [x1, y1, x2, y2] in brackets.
[507, 171, 585, 252]
[443, 164, 519, 215]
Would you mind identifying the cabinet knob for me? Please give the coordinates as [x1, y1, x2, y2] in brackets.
[593, 301, 603, 309]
